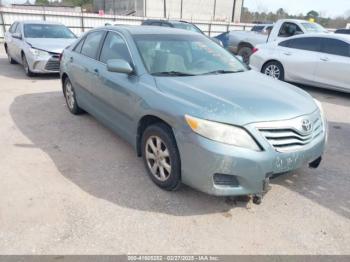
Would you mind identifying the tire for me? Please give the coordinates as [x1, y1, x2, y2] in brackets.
[141, 123, 181, 191]
[22, 54, 35, 77]
[237, 46, 253, 64]
[262, 61, 285, 81]
[63, 77, 84, 115]
[5, 46, 16, 64]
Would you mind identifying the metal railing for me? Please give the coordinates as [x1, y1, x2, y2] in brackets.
[0, 6, 254, 39]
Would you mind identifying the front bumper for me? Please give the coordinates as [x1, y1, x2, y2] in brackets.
[26, 52, 60, 73]
[174, 120, 326, 196]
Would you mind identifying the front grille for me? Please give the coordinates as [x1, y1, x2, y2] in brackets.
[257, 112, 323, 152]
[45, 58, 60, 71]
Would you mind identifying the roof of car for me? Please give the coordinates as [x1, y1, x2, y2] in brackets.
[284, 32, 350, 42]
[15, 20, 64, 25]
[143, 19, 191, 24]
[104, 25, 197, 35]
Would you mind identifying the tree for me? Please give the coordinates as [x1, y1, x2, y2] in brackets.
[36, 0, 49, 5]
[307, 10, 319, 19]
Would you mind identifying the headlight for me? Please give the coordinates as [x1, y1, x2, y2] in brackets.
[185, 115, 261, 151]
[314, 99, 328, 142]
[314, 99, 324, 118]
[29, 48, 50, 58]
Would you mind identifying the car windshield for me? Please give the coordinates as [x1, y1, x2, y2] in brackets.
[23, 24, 76, 39]
[134, 34, 246, 76]
[172, 23, 203, 34]
[301, 22, 327, 33]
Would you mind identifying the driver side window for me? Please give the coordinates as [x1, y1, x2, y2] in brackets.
[278, 22, 303, 37]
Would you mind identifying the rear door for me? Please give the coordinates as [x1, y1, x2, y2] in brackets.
[67, 30, 106, 107]
[314, 38, 350, 91]
[5, 22, 18, 57]
[277, 37, 321, 85]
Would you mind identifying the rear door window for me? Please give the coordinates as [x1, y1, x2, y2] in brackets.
[321, 38, 350, 57]
[81, 31, 105, 59]
[279, 37, 321, 52]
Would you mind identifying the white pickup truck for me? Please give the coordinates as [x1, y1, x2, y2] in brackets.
[215, 19, 328, 63]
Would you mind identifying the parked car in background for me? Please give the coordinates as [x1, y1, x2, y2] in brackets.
[141, 19, 222, 45]
[250, 33, 350, 93]
[60, 26, 326, 202]
[335, 29, 350, 35]
[215, 19, 328, 63]
[4, 20, 77, 76]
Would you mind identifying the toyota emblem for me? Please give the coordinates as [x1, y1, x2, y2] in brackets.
[301, 119, 312, 133]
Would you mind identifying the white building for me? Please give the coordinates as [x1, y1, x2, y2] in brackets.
[93, 0, 244, 22]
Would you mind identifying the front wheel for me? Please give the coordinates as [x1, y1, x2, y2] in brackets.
[262, 61, 285, 81]
[22, 54, 34, 77]
[141, 123, 181, 191]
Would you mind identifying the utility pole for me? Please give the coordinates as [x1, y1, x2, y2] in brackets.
[163, 0, 166, 18]
[180, 0, 183, 19]
[213, 0, 217, 20]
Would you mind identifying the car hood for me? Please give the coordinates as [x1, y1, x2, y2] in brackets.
[25, 38, 76, 54]
[154, 70, 317, 126]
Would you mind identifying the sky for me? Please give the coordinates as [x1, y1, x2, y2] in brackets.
[244, 0, 350, 18]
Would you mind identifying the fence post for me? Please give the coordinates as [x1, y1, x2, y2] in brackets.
[42, 6, 46, 21]
[81, 11, 85, 33]
[0, 8, 6, 38]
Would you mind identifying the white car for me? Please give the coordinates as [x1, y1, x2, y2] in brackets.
[4, 20, 77, 76]
[249, 33, 350, 93]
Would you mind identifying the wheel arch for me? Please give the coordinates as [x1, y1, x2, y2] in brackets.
[237, 41, 254, 51]
[136, 114, 175, 157]
[261, 59, 284, 73]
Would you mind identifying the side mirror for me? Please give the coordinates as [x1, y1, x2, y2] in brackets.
[12, 32, 22, 40]
[107, 59, 133, 74]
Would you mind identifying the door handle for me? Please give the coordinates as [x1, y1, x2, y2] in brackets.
[93, 68, 99, 76]
[283, 52, 292, 56]
[320, 57, 329, 62]
[69, 57, 74, 62]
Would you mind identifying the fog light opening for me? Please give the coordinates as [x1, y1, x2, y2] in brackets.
[213, 174, 240, 187]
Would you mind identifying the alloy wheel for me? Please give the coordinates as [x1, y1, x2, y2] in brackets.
[265, 64, 281, 79]
[145, 135, 172, 182]
[65, 81, 75, 110]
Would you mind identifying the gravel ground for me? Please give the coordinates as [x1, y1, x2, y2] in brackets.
[0, 48, 349, 255]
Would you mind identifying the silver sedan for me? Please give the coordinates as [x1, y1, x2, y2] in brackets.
[249, 33, 350, 93]
[4, 20, 77, 76]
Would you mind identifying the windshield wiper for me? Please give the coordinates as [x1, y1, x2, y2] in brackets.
[152, 71, 196, 77]
[201, 70, 244, 75]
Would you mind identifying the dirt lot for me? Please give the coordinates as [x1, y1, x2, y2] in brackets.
[0, 47, 349, 255]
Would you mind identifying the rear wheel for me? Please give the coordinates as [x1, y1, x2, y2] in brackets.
[63, 77, 84, 115]
[22, 54, 34, 77]
[262, 61, 285, 81]
[237, 46, 253, 64]
[141, 123, 181, 191]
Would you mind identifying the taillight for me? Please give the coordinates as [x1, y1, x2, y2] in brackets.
[252, 47, 259, 54]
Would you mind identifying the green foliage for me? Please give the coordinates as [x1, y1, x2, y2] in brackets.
[241, 7, 349, 28]
[36, 0, 49, 5]
[62, 0, 92, 7]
